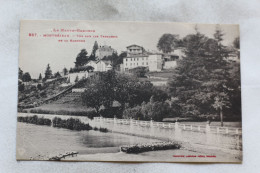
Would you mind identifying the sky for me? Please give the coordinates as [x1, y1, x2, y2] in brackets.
[19, 20, 239, 78]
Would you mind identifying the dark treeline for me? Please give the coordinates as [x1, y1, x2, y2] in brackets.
[17, 115, 51, 126]
[52, 117, 92, 131]
[17, 116, 109, 132]
[52, 117, 109, 132]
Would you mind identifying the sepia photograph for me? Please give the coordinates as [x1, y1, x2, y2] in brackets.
[17, 20, 241, 162]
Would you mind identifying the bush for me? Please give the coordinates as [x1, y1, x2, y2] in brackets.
[17, 115, 51, 126]
[129, 67, 148, 77]
[37, 84, 42, 90]
[141, 100, 172, 121]
[52, 117, 92, 131]
[121, 142, 181, 154]
[123, 106, 143, 119]
[123, 100, 172, 121]
[92, 126, 109, 133]
[99, 107, 122, 118]
[99, 127, 108, 133]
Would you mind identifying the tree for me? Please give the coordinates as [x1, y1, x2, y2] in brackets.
[130, 67, 148, 77]
[167, 26, 239, 125]
[233, 37, 240, 49]
[182, 29, 208, 57]
[157, 34, 179, 53]
[63, 67, 68, 76]
[38, 73, 42, 80]
[89, 41, 99, 61]
[213, 25, 225, 58]
[140, 98, 171, 121]
[69, 68, 73, 73]
[81, 75, 109, 114]
[118, 52, 127, 64]
[212, 94, 229, 126]
[18, 83, 25, 92]
[44, 64, 52, 79]
[74, 75, 79, 82]
[123, 105, 142, 119]
[81, 70, 168, 117]
[54, 72, 61, 78]
[19, 67, 23, 80]
[37, 83, 42, 90]
[75, 49, 89, 67]
[22, 72, 31, 83]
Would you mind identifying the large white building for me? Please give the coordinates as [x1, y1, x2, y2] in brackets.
[122, 44, 184, 72]
[123, 44, 163, 72]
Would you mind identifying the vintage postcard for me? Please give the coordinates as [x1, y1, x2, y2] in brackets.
[17, 20, 242, 162]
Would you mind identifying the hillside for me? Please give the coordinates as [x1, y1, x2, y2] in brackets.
[18, 78, 70, 108]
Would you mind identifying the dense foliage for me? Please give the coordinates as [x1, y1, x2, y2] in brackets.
[129, 66, 148, 77]
[52, 117, 92, 131]
[157, 33, 179, 53]
[17, 115, 51, 126]
[74, 49, 89, 67]
[167, 26, 241, 124]
[81, 70, 169, 118]
[44, 64, 52, 79]
[121, 142, 181, 154]
[123, 96, 171, 121]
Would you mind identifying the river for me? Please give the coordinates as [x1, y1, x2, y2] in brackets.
[16, 122, 161, 160]
[16, 113, 242, 162]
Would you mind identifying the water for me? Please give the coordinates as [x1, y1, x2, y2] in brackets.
[17, 113, 242, 160]
[16, 122, 160, 160]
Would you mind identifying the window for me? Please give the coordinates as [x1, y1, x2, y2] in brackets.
[134, 58, 135, 61]
[131, 58, 132, 61]
[126, 59, 128, 61]
[142, 62, 144, 65]
[126, 63, 127, 66]
[146, 62, 148, 65]
[142, 58, 144, 60]
[137, 63, 138, 65]
[130, 63, 132, 66]
[146, 57, 148, 60]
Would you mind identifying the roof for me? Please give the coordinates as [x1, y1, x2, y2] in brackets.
[126, 44, 144, 49]
[124, 54, 149, 58]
